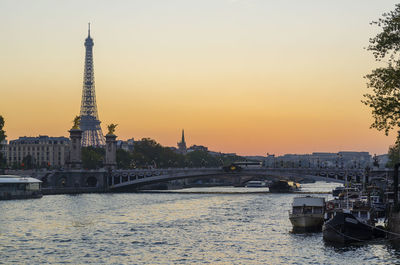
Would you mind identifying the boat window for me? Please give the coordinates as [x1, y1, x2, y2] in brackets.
[313, 207, 323, 214]
[0, 183, 15, 190]
[17, 184, 26, 190]
[26, 183, 40, 191]
[360, 211, 368, 219]
[304, 207, 312, 214]
[293, 207, 302, 214]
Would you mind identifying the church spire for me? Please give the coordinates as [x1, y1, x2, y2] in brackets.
[177, 129, 187, 154]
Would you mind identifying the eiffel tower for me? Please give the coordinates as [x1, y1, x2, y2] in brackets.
[79, 23, 105, 146]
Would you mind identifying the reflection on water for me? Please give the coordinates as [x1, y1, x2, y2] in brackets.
[0, 182, 399, 264]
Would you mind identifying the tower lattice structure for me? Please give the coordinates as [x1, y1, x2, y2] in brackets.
[79, 24, 105, 146]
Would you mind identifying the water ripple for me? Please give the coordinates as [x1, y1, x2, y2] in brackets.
[1, 183, 400, 264]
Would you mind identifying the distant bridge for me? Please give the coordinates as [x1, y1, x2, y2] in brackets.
[10, 167, 390, 192]
[107, 167, 367, 191]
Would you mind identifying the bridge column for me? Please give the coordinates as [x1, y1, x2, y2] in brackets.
[105, 134, 117, 170]
[68, 129, 83, 169]
[112, 174, 115, 186]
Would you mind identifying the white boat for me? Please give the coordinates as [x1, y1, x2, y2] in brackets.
[289, 196, 325, 232]
[0, 175, 42, 200]
[245, 180, 266, 187]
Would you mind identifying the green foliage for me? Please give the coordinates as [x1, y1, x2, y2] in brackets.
[363, 4, 400, 135]
[387, 133, 400, 168]
[0, 153, 6, 169]
[363, 62, 400, 134]
[0, 115, 6, 169]
[368, 4, 400, 62]
[22, 154, 34, 169]
[131, 138, 184, 168]
[116, 149, 133, 169]
[82, 147, 104, 169]
[0, 115, 6, 143]
[220, 154, 246, 167]
[186, 150, 219, 167]
[113, 138, 246, 169]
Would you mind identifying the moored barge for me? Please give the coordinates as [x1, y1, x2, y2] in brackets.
[0, 175, 42, 200]
[269, 180, 300, 193]
[289, 196, 325, 232]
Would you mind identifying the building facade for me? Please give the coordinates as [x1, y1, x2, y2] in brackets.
[116, 138, 135, 152]
[0, 139, 7, 160]
[261, 151, 372, 168]
[188, 145, 208, 152]
[7, 136, 70, 168]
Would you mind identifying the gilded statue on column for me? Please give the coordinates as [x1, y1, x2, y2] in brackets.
[107, 124, 118, 135]
[72, 116, 81, 129]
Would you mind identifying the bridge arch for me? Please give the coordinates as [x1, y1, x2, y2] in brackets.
[108, 167, 346, 191]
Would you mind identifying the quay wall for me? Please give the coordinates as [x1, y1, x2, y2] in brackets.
[42, 187, 106, 195]
[387, 209, 400, 247]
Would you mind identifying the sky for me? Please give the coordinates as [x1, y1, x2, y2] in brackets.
[0, 0, 399, 156]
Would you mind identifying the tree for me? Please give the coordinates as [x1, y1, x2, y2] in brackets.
[186, 150, 219, 167]
[387, 134, 400, 168]
[82, 147, 104, 169]
[0, 115, 6, 170]
[131, 138, 185, 168]
[0, 115, 5, 143]
[22, 154, 34, 169]
[116, 149, 133, 169]
[363, 4, 400, 135]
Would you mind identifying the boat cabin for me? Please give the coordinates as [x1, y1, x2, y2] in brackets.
[0, 175, 42, 200]
[291, 196, 325, 215]
[246, 180, 266, 187]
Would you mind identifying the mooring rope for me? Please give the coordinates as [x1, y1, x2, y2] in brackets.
[325, 223, 366, 242]
[325, 222, 400, 244]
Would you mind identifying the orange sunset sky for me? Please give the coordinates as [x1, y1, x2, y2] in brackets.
[1, 0, 399, 156]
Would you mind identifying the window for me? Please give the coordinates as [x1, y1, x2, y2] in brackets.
[293, 207, 302, 214]
[313, 207, 323, 214]
[304, 207, 312, 214]
[360, 211, 368, 219]
[26, 183, 40, 191]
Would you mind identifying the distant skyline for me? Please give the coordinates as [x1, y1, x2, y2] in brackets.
[1, 0, 399, 156]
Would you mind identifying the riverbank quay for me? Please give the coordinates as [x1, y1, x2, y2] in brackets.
[386, 207, 400, 248]
[138, 190, 331, 195]
[41, 187, 331, 196]
[42, 187, 106, 195]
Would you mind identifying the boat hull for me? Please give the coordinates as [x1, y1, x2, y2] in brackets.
[0, 191, 42, 200]
[322, 212, 374, 244]
[269, 180, 299, 193]
[289, 213, 324, 232]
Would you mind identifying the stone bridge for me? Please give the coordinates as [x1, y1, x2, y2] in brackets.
[7, 167, 391, 193]
[108, 167, 360, 191]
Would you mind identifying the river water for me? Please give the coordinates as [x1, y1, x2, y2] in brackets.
[1, 182, 400, 264]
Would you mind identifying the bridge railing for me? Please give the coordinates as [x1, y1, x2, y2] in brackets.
[108, 166, 366, 188]
[109, 167, 224, 186]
